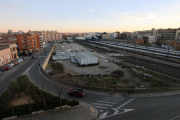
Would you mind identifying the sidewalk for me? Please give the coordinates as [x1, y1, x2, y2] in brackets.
[24, 104, 98, 120]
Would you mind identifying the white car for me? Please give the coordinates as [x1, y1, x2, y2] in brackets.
[17, 59, 23, 62]
[8, 64, 14, 68]
[15, 60, 21, 63]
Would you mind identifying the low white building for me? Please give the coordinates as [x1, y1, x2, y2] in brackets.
[75, 52, 98, 65]
[148, 36, 154, 43]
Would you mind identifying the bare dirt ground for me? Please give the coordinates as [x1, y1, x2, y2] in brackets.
[13, 93, 34, 106]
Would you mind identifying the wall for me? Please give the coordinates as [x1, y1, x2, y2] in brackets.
[135, 39, 149, 44]
[42, 44, 55, 70]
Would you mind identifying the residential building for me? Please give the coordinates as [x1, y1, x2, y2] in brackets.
[137, 28, 158, 43]
[16, 34, 40, 53]
[7, 30, 24, 35]
[175, 30, 180, 40]
[101, 32, 109, 39]
[109, 32, 120, 39]
[0, 48, 12, 67]
[131, 32, 138, 40]
[0, 35, 17, 43]
[157, 28, 180, 40]
[0, 43, 18, 66]
[121, 32, 131, 40]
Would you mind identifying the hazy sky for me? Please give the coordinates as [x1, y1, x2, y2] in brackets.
[0, 0, 180, 33]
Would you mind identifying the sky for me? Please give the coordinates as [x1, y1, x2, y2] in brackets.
[0, 0, 180, 33]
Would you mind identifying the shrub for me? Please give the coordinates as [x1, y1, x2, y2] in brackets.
[68, 100, 79, 107]
[122, 79, 130, 83]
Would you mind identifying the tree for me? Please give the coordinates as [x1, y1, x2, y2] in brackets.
[33, 79, 48, 109]
[53, 70, 70, 107]
[4, 80, 17, 115]
[23, 79, 33, 112]
[16, 75, 28, 97]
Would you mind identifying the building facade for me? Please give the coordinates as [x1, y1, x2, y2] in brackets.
[101, 32, 109, 39]
[109, 32, 119, 39]
[0, 43, 18, 66]
[157, 28, 180, 41]
[175, 30, 180, 40]
[0, 48, 11, 66]
[137, 28, 158, 43]
[121, 32, 131, 40]
[16, 34, 40, 53]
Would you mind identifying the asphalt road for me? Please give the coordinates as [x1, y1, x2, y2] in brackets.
[1, 42, 180, 120]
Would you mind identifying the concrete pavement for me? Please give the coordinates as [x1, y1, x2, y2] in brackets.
[25, 104, 98, 120]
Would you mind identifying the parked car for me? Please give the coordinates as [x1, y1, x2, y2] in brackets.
[0, 69, 5, 76]
[17, 59, 23, 62]
[4, 66, 10, 71]
[15, 60, 21, 64]
[31, 56, 35, 59]
[8, 63, 14, 67]
[21, 53, 29, 56]
[23, 57, 26, 60]
[68, 88, 85, 97]
[14, 61, 19, 65]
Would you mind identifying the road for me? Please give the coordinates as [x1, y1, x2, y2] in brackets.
[1, 42, 180, 120]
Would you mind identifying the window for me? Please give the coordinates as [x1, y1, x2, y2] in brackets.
[33, 37, 35, 40]
[21, 40, 24, 42]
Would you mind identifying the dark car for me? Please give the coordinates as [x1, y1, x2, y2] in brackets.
[4, 66, 10, 71]
[0, 69, 5, 76]
[23, 57, 26, 60]
[68, 88, 85, 97]
[21, 53, 29, 56]
[31, 56, 35, 59]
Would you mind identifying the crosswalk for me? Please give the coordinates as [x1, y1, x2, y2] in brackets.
[92, 96, 124, 111]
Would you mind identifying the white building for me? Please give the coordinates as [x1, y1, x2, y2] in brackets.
[109, 32, 118, 39]
[137, 28, 158, 43]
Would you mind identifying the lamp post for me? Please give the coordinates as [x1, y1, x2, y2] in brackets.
[132, 70, 136, 94]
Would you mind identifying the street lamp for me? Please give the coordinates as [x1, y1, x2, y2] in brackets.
[132, 70, 136, 94]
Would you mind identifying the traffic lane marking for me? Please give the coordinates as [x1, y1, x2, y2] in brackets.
[92, 103, 113, 107]
[97, 101, 117, 104]
[89, 107, 95, 113]
[117, 98, 135, 109]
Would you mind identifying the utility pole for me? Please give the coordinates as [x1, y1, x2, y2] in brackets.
[136, 52, 139, 66]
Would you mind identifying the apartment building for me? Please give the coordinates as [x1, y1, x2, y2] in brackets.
[16, 34, 40, 53]
[137, 28, 158, 43]
[0, 43, 18, 66]
[101, 32, 109, 39]
[157, 28, 180, 40]
[121, 32, 131, 40]
[175, 30, 180, 40]
[0, 35, 17, 43]
[109, 32, 120, 39]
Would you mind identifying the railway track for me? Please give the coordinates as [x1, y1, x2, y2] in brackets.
[76, 41, 180, 79]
